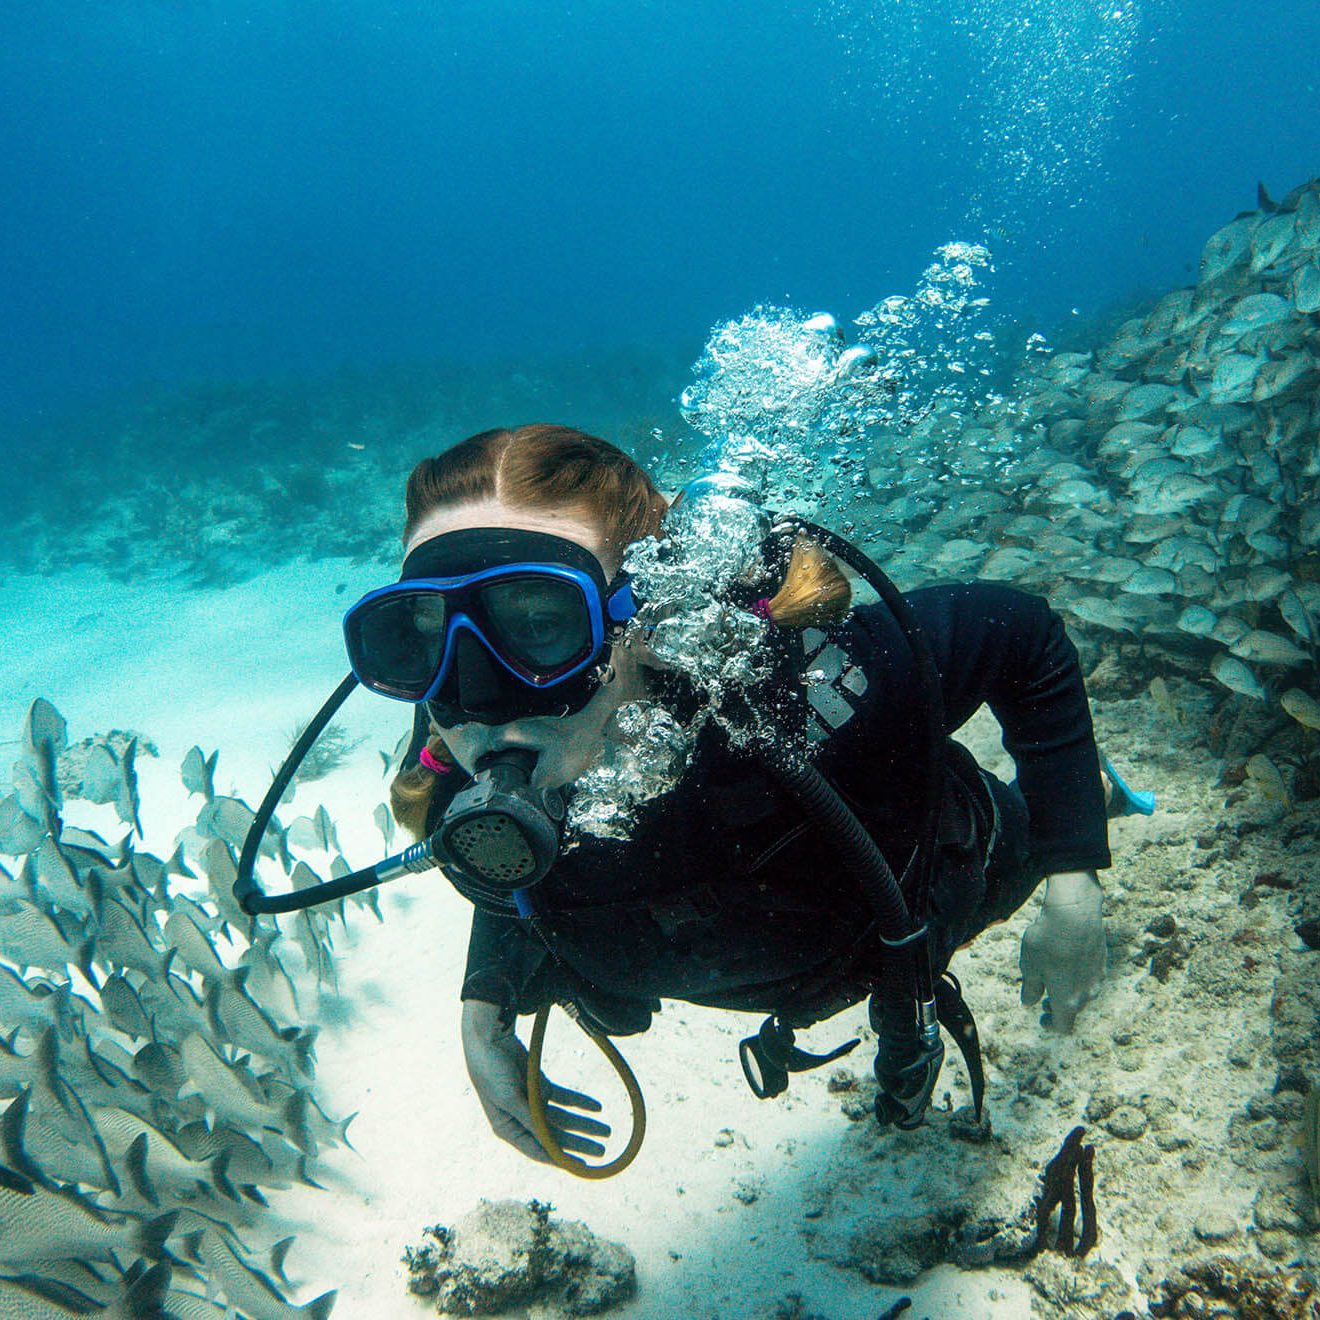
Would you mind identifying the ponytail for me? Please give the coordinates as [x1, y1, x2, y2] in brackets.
[389, 729, 455, 839]
[762, 535, 852, 629]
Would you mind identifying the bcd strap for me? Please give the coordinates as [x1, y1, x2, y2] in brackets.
[934, 971, 985, 1122]
[738, 1015, 859, 1100]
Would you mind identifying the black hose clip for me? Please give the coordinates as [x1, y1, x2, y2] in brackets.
[739, 1015, 859, 1100]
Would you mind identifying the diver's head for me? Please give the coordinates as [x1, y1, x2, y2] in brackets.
[356, 425, 669, 798]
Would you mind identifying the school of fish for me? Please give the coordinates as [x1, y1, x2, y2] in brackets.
[681, 177, 1320, 756]
[0, 699, 373, 1318]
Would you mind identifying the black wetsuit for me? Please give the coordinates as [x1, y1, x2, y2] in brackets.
[436, 583, 1111, 1032]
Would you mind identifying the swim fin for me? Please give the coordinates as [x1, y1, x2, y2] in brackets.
[1100, 754, 1156, 818]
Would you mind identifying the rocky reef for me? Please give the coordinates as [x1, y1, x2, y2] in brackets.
[403, 1199, 636, 1317]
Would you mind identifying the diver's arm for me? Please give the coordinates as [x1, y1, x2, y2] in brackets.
[894, 585, 1110, 1030]
[461, 907, 545, 1012]
[909, 583, 1111, 876]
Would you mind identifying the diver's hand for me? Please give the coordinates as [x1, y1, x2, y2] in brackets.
[1019, 870, 1106, 1033]
[460, 999, 610, 1164]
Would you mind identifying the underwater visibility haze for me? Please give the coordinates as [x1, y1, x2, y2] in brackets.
[0, 1, 1319, 1317]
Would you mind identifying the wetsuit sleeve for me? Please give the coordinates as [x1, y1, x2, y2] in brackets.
[849, 584, 1111, 875]
[462, 909, 550, 1012]
[926, 583, 1110, 874]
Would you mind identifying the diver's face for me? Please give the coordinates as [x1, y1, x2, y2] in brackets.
[404, 499, 646, 791]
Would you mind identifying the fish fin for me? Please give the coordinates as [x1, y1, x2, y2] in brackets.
[113, 1259, 171, 1320]
[137, 1209, 179, 1260]
[125, 1132, 159, 1206]
[209, 1149, 241, 1204]
[294, 1028, 319, 1078]
[0, 1161, 37, 1195]
[336, 1110, 358, 1152]
[0, 1087, 47, 1187]
[76, 937, 100, 991]
[167, 842, 196, 880]
[283, 1091, 316, 1156]
[303, 1289, 338, 1320]
[1258, 180, 1278, 212]
[296, 1156, 325, 1190]
[85, 866, 105, 925]
[82, 1037, 119, 1088]
[177, 1227, 207, 1264]
[269, 1235, 295, 1285]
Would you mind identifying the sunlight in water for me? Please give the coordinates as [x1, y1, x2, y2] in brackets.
[816, 0, 1148, 231]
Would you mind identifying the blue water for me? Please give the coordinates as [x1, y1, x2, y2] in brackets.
[1, 0, 1317, 427]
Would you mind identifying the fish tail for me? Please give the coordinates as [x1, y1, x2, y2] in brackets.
[336, 1110, 358, 1152]
[107, 1259, 172, 1320]
[137, 1209, 179, 1260]
[301, 1289, 338, 1320]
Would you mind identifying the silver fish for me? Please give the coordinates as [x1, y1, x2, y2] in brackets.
[1245, 754, 1291, 809]
[188, 1229, 336, 1320]
[1210, 653, 1267, 700]
[0, 1164, 175, 1265]
[1249, 211, 1296, 272]
[1281, 688, 1320, 730]
[181, 746, 218, 801]
[95, 1107, 240, 1205]
[1175, 605, 1218, 637]
[0, 799, 45, 858]
[1200, 214, 1255, 280]
[162, 911, 236, 986]
[0, 1260, 170, 1319]
[0, 969, 81, 1042]
[1289, 261, 1320, 314]
[1229, 629, 1309, 667]
[204, 980, 315, 1079]
[177, 1034, 291, 1137]
[0, 901, 92, 981]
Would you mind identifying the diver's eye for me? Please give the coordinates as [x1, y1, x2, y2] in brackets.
[411, 597, 448, 635]
[481, 577, 590, 668]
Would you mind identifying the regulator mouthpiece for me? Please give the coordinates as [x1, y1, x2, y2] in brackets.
[435, 749, 565, 891]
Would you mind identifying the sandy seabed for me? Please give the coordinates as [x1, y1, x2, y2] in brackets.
[1, 557, 1315, 1320]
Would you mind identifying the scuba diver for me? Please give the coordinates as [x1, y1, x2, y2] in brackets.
[240, 422, 1137, 1170]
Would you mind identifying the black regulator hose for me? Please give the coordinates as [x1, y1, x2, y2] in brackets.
[781, 516, 947, 1004]
[757, 745, 917, 1026]
[233, 672, 442, 916]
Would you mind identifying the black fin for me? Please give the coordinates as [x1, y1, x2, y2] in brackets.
[126, 1132, 159, 1206]
[210, 1150, 241, 1204]
[296, 1156, 325, 1190]
[120, 1259, 172, 1319]
[0, 1088, 47, 1187]
[137, 1209, 179, 1260]
[0, 1161, 38, 1195]
[1258, 180, 1278, 212]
